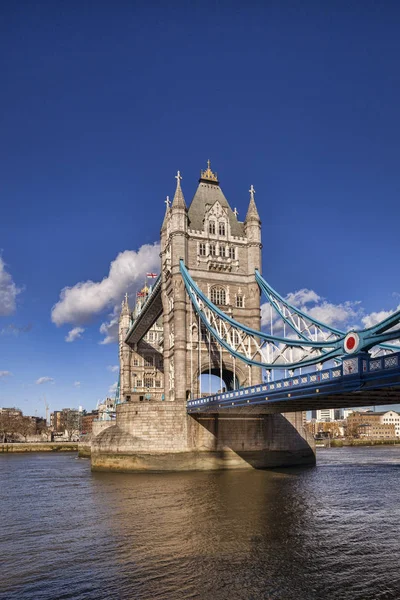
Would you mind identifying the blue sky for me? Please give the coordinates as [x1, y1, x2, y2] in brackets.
[1, 1, 400, 417]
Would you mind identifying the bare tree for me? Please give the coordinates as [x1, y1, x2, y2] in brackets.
[37, 420, 52, 441]
[0, 411, 21, 442]
[61, 410, 81, 441]
[17, 416, 35, 442]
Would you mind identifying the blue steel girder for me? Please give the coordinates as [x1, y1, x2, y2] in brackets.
[255, 270, 400, 355]
[180, 261, 400, 370]
[187, 352, 400, 414]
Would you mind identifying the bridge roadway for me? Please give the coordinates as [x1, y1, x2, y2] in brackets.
[187, 352, 400, 414]
[125, 276, 162, 346]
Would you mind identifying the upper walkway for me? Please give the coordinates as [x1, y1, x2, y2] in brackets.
[125, 276, 162, 346]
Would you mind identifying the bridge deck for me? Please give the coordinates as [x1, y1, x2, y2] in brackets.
[125, 276, 162, 346]
[187, 352, 400, 414]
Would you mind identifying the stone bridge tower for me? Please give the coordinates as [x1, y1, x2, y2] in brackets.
[91, 162, 315, 472]
[160, 162, 262, 404]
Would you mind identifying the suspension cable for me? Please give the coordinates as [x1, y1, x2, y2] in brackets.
[198, 312, 202, 397]
[190, 306, 193, 400]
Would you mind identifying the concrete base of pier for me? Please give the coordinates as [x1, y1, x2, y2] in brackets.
[90, 403, 315, 472]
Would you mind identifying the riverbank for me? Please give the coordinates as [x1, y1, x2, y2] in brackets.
[319, 439, 400, 448]
[0, 442, 78, 453]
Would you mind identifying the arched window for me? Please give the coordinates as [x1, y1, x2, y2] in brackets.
[211, 287, 226, 306]
[236, 295, 244, 308]
[219, 222, 226, 236]
[209, 221, 216, 235]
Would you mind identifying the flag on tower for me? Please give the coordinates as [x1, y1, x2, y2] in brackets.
[146, 273, 158, 279]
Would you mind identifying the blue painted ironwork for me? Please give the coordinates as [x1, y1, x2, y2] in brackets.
[180, 261, 400, 370]
[187, 351, 400, 413]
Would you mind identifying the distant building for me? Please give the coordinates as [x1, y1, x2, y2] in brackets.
[311, 409, 335, 422]
[0, 407, 22, 417]
[357, 423, 396, 439]
[81, 410, 98, 434]
[347, 410, 400, 438]
[97, 397, 116, 420]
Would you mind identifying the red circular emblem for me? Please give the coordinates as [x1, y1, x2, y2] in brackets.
[344, 332, 359, 354]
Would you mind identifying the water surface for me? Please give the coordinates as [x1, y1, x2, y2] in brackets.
[1, 447, 400, 599]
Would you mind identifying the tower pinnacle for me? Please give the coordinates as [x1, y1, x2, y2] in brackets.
[199, 160, 219, 184]
[161, 195, 171, 231]
[245, 184, 261, 223]
[171, 170, 186, 209]
[120, 292, 130, 317]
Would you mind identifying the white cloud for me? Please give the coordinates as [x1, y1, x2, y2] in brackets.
[261, 288, 361, 331]
[36, 376, 54, 385]
[286, 289, 321, 306]
[99, 309, 119, 345]
[362, 305, 400, 329]
[306, 301, 359, 327]
[0, 371, 12, 378]
[0, 257, 21, 316]
[65, 327, 85, 342]
[73, 381, 81, 387]
[108, 381, 118, 395]
[51, 243, 160, 334]
[107, 365, 119, 373]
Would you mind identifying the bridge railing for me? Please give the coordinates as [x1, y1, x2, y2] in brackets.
[187, 350, 400, 410]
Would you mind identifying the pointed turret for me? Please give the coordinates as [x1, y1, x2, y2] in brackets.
[245, 185, 261, 223]
[161, 196, 171, 232]
[120, 292, 130, 318]
[171, 171, 186, 209]
[244, 185, 262, 274]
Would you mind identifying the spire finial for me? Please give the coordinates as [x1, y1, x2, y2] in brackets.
[200, 160, 219, 184]
[171, 170, 186, 209]
[245, 184, 260, 223]
[165, 195, 170, 208]
[125, 292, 128, 303]
[233, 207, 239, 217]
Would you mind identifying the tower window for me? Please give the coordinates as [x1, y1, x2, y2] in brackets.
[211, 287, 226, 306]
[209, 221, 216, 235]
[209, 244, 216, 257]
[155, 380, 161, 388]
[220, 245, 225, 257]
[144, 377, 153, 388]
[236, 295, 244, 308]
[219, 222, 226, 236]
[136, 380, 142, 387]
[229, 247, 235, 260]
[199, 242, 206, 256]
[133, 357, 140, 366]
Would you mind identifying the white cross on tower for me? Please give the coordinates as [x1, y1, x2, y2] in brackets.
[249, 184, 256, 200]
[233, 207, 239, 217]
[175, 170, 182, 183]
[165, 196, 170, 208]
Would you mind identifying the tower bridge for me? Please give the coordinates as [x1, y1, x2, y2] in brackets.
[90, 162, 400, 472]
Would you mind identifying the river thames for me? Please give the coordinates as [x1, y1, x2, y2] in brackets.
[1, 447, 400, 600]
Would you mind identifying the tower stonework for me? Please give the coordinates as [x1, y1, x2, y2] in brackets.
[91, 163, 315, 471]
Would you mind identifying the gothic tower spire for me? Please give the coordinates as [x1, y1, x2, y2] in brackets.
[245, 185, 261, 223]
[161, 196, 171, 231]
[171, 171, 186, 209]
